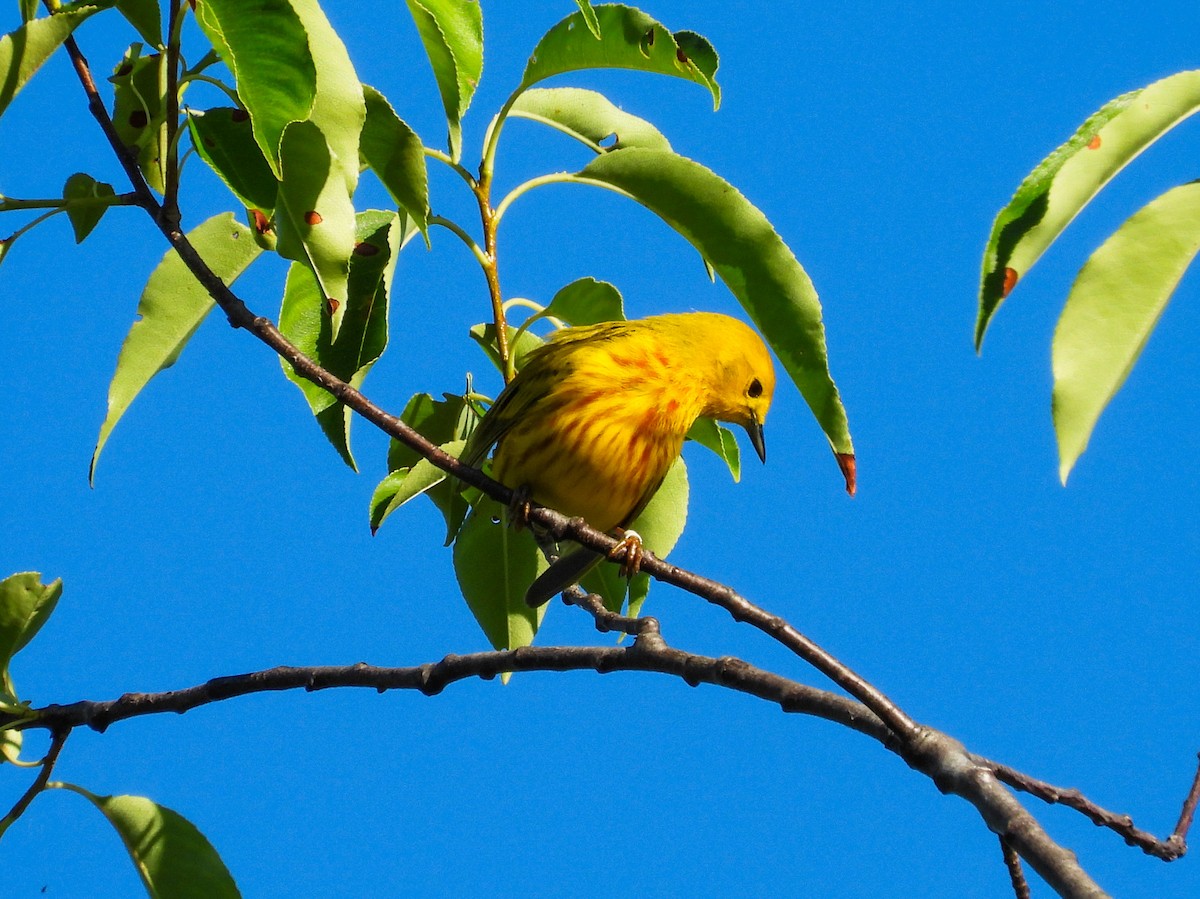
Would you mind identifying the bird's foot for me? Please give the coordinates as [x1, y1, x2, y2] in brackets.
[608, 528, 644, 579]
[507, 484, 532, 531]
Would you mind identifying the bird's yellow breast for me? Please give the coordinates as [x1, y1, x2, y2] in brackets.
[492, 341, 702, 532]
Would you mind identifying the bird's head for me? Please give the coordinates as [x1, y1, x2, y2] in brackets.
[699, 316, 776, 463]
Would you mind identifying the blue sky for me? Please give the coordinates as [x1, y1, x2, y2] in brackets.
[3, 2, 1199, 897]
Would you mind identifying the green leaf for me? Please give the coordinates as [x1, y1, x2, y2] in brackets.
[387, 392, 475, 471]
[369, 441, 463, 533]
[470, 322, 545, 374]
[19, 0, 38, 23]
[977, 70, 1200, 348]
[1052, 179, 1200, 483]
[405, 0, 483, 161]
[542, 276, 625, 325]
[274, 120, 357, 340]
[115, 0, 160, 45]
[382, 393, 477, 541]
[61, 786, 241, 899]
[279, 210, 411, 468]
[289, 0, 365, 195]
[0, 572, 62, 702]
[0, 5, 107, 121]
[187, 107, 277, 212]
[360, 85, 430, 235]
[577, 147, 853, 459]
[510, 87, 671, 152]
[62, 172, 116, 243]
[91, 213, 262, 482]
[581, 457, 688, 614]
[192, 0, 316, 178]
[521, 5, 719, 109]
[109, 43, 167, 192]
[573, 0, 600, 39]
[686, 417, 740, 482]
[453, 500, 547, 651]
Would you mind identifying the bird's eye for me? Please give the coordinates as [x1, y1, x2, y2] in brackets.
[747, 378, 763, 398]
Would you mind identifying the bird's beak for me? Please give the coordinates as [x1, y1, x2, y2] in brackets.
[746, 415, 766, 463]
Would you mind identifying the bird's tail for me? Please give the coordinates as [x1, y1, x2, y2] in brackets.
[524, 545, 604, 607]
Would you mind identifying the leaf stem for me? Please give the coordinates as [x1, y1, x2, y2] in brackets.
[492, 172, 611, 226]
[0, 730, 68, 838]
[428, 215, 489, 269]
[423, 148, 476, 188]
[179, 73, 242, 107]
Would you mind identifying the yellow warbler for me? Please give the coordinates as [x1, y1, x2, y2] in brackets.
[462, 311, 776, 605]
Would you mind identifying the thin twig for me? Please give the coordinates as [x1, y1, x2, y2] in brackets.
[0, 730, 68, 838]
[989, 755, 1200, 862]
[1001, 835, 1033, 899]
[560, 585, 660, 640]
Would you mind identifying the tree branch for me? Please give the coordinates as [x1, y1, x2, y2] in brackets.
[9, 644, 887, 744]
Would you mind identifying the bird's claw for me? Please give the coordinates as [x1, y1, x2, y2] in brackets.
[608, 528, 645, 579]
[508, 484, 532, 531]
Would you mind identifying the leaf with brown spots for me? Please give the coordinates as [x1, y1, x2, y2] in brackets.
[977, 70, 1200, 349]
[278, 211, 418, 470]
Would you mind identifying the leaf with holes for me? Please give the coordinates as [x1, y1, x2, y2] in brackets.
[275, 120, 357, 340]
[511, 87, 670, 152]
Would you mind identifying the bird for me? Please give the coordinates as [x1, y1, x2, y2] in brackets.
[459, 311, 776, 607]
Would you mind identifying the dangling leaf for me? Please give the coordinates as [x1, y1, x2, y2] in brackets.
[360, 85, 430, 235]
[977, 69, 1200, 348]
[0, 571, 62, 705]
[404, 0, 483, 161]
[581, 458, 688, 614]
[1053, 179, 1200, 482]
[575, 147, 854, 472]
[188, 107, 278, 213]
[453, 500, 548, 652]
[686, 417, 740, 482]
[192, 0, 316, 177]
[91, 214, 262, 482]
[60, 785, 241, 899]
